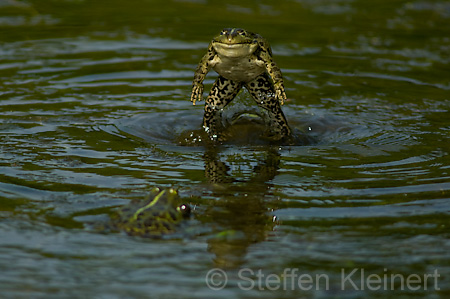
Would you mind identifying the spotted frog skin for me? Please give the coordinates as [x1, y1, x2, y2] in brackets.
[191, 28, 292, 142]
[111, 187, 190, 237]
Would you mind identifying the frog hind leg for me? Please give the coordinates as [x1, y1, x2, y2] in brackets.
[203, 75, 243, 141]
[244, 73, 292, 141]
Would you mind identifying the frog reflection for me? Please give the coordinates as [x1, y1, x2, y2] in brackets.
[202, 147, 281, 269]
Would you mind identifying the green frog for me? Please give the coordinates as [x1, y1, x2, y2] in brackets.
[191, 28, 292, 143]
[111, 187, 191, 238]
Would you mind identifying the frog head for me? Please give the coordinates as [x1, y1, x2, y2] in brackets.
[212, 28, 259, 58]
[113, 187, 191, 237]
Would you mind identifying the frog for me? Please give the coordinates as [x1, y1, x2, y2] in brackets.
[110, 187, 191, 238]
[190, 28, 292, 143]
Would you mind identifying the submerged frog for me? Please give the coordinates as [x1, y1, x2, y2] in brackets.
[191, 28, 292, 142]
[111, 187, 191, 238]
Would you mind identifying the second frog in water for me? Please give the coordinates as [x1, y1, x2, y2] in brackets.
[190, 28, 292, 143]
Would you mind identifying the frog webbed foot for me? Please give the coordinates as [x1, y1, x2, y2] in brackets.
[190, 82, 204, 105]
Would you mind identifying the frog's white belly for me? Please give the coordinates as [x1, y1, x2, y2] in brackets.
[211, 54, 266, 83]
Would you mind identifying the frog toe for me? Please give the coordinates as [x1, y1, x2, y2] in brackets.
[190, 86, 204, 105]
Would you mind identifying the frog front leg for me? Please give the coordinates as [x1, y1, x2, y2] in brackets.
[191, 44, 216, 105]
[257, 48, 287, 105]
[244, 73, 291, 140]
[203, 76, 243, 141]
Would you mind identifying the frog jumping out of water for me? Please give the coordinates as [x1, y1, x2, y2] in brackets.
[110, 187, 191, 238]
[190, 28, 292, 143]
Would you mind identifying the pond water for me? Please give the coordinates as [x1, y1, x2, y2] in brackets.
[0, 0, 449, 298]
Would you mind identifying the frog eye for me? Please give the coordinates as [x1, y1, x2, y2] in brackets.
[177, 204, 191, 218]
[221, 28, 231, 35]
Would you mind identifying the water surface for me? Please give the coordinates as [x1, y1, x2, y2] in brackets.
[0, 0, 449, 298]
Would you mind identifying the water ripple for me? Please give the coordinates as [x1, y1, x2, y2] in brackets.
[276, 198, 450, 220]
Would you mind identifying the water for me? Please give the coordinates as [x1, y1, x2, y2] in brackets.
[0, 0, 449, 298]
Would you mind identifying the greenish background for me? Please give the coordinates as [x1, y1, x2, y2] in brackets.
[0, 0, 449, 298]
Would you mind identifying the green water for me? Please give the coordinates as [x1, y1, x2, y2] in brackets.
[0, 0, 449, 298]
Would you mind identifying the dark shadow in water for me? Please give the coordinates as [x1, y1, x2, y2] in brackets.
[116, 107, 357, 149]
[176, 109, 315, 147]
